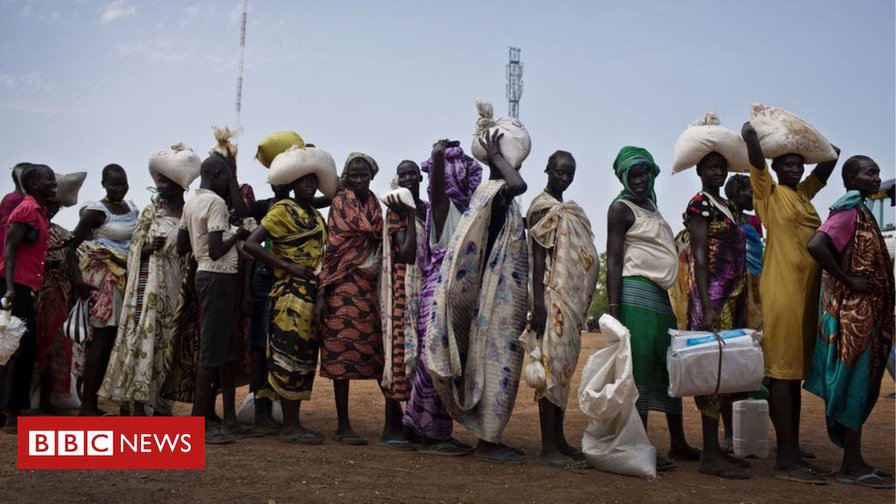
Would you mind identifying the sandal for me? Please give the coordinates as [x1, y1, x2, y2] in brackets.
[224, 424, 266, 438]
[774, 467, 828, 485]
[836, 471, 895, 489]
[540, 454, 577, 468]
[280, 431, 324, 446]
[333, 433, 368, 446]
[656, 456, 676, 472]
[205, 432, 236, 445]
[378, 439, 417, 452]
[474, 448, 526, 465]
[698, 461, 751, 480]
[419, 441, 473, 457]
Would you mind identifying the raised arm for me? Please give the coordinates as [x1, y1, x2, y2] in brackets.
[480, 130, 527, 197]
[606, 200, 635, 319]
[810, 145, 841, 186]
[741, 122, 766, 171]
[63, 208, 105, 251]
[430, 140, 449, 242]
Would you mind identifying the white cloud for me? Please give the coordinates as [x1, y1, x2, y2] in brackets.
[99, 0, 135, 24]
[0, 71, 50, 94]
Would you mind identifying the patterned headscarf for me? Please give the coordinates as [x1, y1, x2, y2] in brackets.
[340, 152, 379, 190]
[421, 146, 482, 209]
[612, 145, 660, 203]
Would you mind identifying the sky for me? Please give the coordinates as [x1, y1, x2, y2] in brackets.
[1, 0, 894, 249]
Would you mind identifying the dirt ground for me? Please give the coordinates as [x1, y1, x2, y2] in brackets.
[1, 332, 893, 504]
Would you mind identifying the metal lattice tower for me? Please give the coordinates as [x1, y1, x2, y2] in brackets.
[506, 47, 523, 119]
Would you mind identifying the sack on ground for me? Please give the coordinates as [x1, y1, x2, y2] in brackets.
[666, 329, 764, 398]
[237, 392, 284, 425]
[749, 104, 837, 164]
[578, 314, 657, 479]
[470, 100, 531, 169]
[672, 113, 750, 173]
[0, 309, 27, 366]
[256, 131, 305, 168]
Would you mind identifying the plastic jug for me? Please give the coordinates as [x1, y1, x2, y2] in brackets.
[732, 399, 769, 459]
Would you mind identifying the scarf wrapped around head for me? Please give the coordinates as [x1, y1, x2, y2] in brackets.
[421, 146, 482, 209]
[612, 145, 660, 203]
[340, 152, 379, 190]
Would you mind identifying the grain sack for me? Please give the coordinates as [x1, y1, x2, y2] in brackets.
[148, 143, 202, 190]
[53, 171, 87, 207]
[268, 145, 338, 198]
[255, 130, 305, 168]
[378, 187, 415, 208]
[750, 104, 837, 164]
[672, 113, 750, 173]
[470, 100, 531, 169]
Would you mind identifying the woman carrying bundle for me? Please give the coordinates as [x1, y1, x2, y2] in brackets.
[99, 144, 201, 416]
[402, 140, 481, 456]
[245, 146, 337, 444]
[683, 152, 751, 479]
[378, 160, 427, 449]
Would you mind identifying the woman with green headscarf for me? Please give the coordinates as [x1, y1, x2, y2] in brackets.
[606, 146, 699, 471]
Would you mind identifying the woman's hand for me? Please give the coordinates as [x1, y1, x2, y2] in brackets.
[846, 275, 874, 294]
[385, 194, 415, 215]
[1, 290, 14, 310]
[286, 263, 314, 282]
[741, 121, 757, 140]
[431, 139, 448, 160]
[701, 307, 720, 332]
[478, 129, 504, 161]
[531, 302, 547, 337]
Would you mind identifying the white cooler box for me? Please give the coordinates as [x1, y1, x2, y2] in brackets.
[666, 329, 764, 398]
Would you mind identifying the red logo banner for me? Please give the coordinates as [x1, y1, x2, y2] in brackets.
[17, 417, 205, 470]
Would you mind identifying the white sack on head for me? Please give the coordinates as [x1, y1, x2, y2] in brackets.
[53, 171, 87, 207]
[149, 143, 202, 190]
[470, 100, 531, 169]
[672, 113, 750, 173]
[268, 145, 339, 198]
[749, 104, 837, 164]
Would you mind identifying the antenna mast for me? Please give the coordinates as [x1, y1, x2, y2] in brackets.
[506, 47, 523, 119]
[234, 0, 248, 129]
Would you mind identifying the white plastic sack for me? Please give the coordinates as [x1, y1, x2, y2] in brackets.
[268, 145, 339, 198]
[578, 314, 657, 479]
[470, 100, 531, 169]
[672, 113, 750, 173]
[378, 187, 415, 209]
[54, 172, 88, 207]
[0, 309, 26, 366]
[30, 371, 81, 410]
[149, 143, 202, 190]
[64, 298, 89, 345]
[750, 103, 837, 164]
[666, 329, 765, 398]
[518, 329, 547, 390]
[236, 392, 283, 426]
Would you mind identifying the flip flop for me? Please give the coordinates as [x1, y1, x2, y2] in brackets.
[280, 431, 324, 446]
[474, 449, 526, 465]
[205, 432, 236, 445]
[836, 471, 895, 489]
[333, 433, 368, 446]
[378, 439, 417, 452]
[540, 454, 577, 468]
[668, 446, 701, 462]
[562, 449, 586, 461]
[497, 443, 526, 456]
[698, 462, 751, 480]
[656, 456, 676, 472]
[774, 468, 827, 485]
[448, 438, 474, 452]
[418, 441, 473, 457]
[224, 424, 266, 438]
[803, 462, 834, 477]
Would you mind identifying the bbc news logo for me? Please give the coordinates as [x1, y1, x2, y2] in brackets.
[18, 417, 205, 470]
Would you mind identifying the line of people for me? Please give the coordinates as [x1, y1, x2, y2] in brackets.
[0, 108, 892, 488]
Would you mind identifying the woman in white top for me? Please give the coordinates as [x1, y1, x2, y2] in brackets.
[65, 164, 138, 416]
[606, 146, 699, 471]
